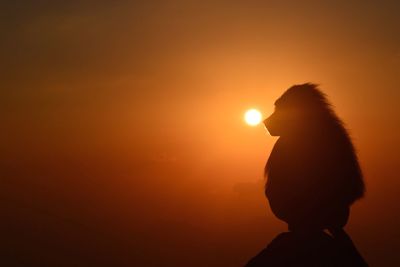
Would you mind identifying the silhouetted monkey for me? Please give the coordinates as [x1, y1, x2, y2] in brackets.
[244, 83, 368, 266]
[263, 83, 365, 232]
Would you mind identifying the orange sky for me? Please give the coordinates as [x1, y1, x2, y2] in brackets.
[1, 1, 400, 266]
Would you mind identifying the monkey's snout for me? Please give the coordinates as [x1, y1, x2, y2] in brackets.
[263, 119, 268, 129]
[263, 118, 272, 134]
[263, 117, 279, 136]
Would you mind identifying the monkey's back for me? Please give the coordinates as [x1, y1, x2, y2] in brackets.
[265, 133, 363, 230]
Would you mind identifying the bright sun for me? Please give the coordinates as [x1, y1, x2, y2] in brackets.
[244, 109, 262, 126]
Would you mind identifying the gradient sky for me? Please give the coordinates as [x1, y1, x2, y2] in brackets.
[1, 1, 400, 266]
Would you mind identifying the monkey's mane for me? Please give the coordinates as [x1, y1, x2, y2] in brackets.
[275, 83, 343, 129]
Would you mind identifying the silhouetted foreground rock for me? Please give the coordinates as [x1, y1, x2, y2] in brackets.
[245, 230, 368, 267]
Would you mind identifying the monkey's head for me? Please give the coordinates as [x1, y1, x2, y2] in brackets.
[264, 83, 333, 137]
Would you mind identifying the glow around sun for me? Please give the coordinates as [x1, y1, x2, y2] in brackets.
[244, 109, 262, 126]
